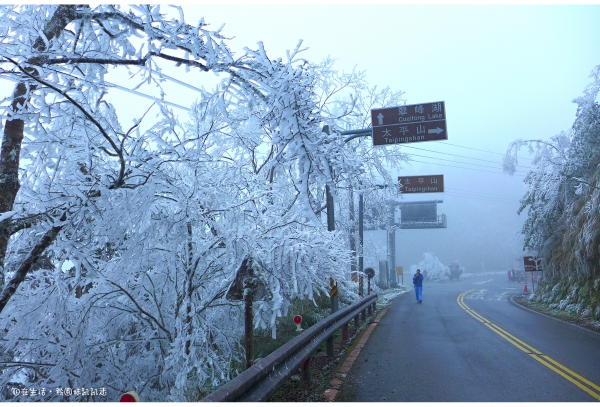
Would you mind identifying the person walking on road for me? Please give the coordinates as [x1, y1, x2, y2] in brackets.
[413, 269, 424, 303]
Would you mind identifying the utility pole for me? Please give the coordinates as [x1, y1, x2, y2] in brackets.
[358, 193, 364, 284]
[387, 200, 397, 287]
[322, 125, 385, 296]
[326, 184, 339, 313]
[349, 188, 357, 276]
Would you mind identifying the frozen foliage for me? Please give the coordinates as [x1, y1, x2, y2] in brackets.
[410, 253, 450, 281]
[504, 65, 600, 280]
[0, 5, 408, 401]
[505, 65, 600, 319]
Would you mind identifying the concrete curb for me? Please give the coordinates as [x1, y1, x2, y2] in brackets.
[322, 305, 390, 401]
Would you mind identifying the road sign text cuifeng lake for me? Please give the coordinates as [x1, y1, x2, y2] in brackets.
[371, 101, 447, 146]
[398, 175, 444, 194]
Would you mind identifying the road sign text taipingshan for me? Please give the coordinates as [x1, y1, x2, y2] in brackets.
[371, 101, 447, 146]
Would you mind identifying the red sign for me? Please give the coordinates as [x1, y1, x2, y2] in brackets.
[371, 101, 447, 146]
[293, 315, 302, 324]
[398, 175, 444, 194]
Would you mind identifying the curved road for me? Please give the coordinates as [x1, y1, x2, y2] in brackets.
[336, 274, 600, 402]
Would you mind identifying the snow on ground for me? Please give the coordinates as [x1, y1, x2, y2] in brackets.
[374, 286, 412, 308]
[462, 270, 505, 278]
[371, 269, 509, 306]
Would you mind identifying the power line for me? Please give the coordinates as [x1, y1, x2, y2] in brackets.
[103, 80, 191, 111]
[408, 158, 527, 176]
[137, 66, 206, 94]
[447, 187, 523, 200]
[407, 152, 517, 171]
[4, 66, 194, 112]
[445, 189, 521, 203]
[401, 144, 535, 169]
[434, 141, 534, 161]
[443, 191, 520, 204]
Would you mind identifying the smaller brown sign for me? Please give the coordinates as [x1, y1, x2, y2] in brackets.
[524, 256, 543, 272]
[396, 266, 403, 275]
[398, 175, 444, 194]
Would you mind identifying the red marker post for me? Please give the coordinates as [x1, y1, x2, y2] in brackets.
[294, 315, 303, 331]
[120, 391, 140, 402]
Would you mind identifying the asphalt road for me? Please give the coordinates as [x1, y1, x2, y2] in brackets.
[336, 273, 600, 402]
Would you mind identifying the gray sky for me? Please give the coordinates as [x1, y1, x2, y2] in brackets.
[183, 4, 600, 272]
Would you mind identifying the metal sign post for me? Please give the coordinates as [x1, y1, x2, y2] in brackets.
[396, 266, 403, 285]
[524, 256, 543, 293]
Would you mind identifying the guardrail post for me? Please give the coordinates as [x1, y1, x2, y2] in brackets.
[300, 357, 311, 382]
[361, 309, 366, 322]
[342, 323, 349, 341]
[367, 304, 373, 316]
[330, 277, 339, 313]
[201, 293, 379, 402]
[326, 335, 334, 356]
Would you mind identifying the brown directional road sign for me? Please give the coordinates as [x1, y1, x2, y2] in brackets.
[523, 256, 543, 272]
[398, 175, 444, 194]
[371, 101, 447, 146]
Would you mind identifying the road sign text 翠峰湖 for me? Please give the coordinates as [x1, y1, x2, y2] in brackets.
[371, 101, 447, 146]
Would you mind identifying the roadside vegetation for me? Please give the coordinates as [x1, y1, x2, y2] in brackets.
[0, 5, 410, 401]
[504, 65, 600, 323]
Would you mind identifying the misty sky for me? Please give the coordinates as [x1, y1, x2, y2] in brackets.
[181, 4, 600, 272]
[3, 4, 600, 273]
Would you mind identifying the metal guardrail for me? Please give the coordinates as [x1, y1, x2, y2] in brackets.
[202, 293, 378, 402]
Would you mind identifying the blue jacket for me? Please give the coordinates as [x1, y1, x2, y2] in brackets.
[413, 273, 424, 287]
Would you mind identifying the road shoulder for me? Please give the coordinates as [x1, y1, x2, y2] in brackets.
[510, 293, 600, 335]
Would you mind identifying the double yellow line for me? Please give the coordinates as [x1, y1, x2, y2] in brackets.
[457, 289, 600, 401]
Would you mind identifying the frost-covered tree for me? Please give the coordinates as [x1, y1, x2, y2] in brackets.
[0, 5, 409, 401]
[504, 65, 600, 291]
[410, 252, 450, 281]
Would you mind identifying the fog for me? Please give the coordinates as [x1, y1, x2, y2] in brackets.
[363, 155, 528, 274]
[187, 4, 599, 275]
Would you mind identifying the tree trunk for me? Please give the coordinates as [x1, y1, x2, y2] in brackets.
[0, 214, 65, 313]
[0, 4, 78, 304]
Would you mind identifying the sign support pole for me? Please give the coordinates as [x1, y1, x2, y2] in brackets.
[358, 194, 364, 276]
[349, 188, 357, 278]
[326, 183, 339, 313]
[387, 201, 397, 287]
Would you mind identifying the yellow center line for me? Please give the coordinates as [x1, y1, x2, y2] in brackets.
[457, 289, 600, 401]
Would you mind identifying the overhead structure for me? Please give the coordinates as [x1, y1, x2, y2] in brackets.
[397, 200, 447, 229]
[386, 200, 446, 286]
